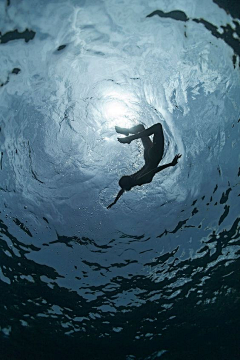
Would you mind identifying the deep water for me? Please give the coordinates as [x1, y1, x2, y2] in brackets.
[0, 0, 240, 359]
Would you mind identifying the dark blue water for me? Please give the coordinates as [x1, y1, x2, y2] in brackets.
[0, 0, 240, 359]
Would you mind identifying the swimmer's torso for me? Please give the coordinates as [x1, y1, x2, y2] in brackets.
[131, 140, 164, 186]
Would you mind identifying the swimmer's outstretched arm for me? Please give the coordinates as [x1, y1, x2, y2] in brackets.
[137, 154, 181, 183]
[154, 154, 181, 174]
[107, 189, 124, 209]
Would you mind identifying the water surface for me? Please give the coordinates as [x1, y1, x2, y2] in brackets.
[0, 0, 240, 359]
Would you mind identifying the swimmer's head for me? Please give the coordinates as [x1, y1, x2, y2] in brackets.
[119, 176, 132, 191]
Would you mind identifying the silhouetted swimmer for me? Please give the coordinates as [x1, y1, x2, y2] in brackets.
[107, 123, 181, 208]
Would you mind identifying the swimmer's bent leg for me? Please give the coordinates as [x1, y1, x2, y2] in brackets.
[124, 123, 163, 143]
[115, 124, 145, 136]
[117, 124, 153, 149]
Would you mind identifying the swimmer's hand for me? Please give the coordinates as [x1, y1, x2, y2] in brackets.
[107, 202, 114, 209]
[107, 189, 124, 209]
[171, 154, 182, 166]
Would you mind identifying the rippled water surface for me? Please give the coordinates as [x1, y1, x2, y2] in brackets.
[0, 0, 240, 359]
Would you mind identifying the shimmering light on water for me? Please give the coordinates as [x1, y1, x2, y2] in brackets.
[102, 90, 137, 128]
[0, 0, 239, 359]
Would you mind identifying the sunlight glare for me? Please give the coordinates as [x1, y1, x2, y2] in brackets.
[103, 91, 138, 128]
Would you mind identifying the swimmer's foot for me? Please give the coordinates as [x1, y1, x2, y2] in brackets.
[118, 136, 132, 144]
[115, 126, 130, 136]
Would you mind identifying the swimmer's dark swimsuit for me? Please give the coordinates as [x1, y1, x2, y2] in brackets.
[131, 132, 164, 186]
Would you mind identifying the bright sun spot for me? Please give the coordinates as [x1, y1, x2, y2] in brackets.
[103, 91, 138, 128]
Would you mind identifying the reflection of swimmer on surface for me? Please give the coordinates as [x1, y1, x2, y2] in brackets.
[107, 123, 181, 209]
